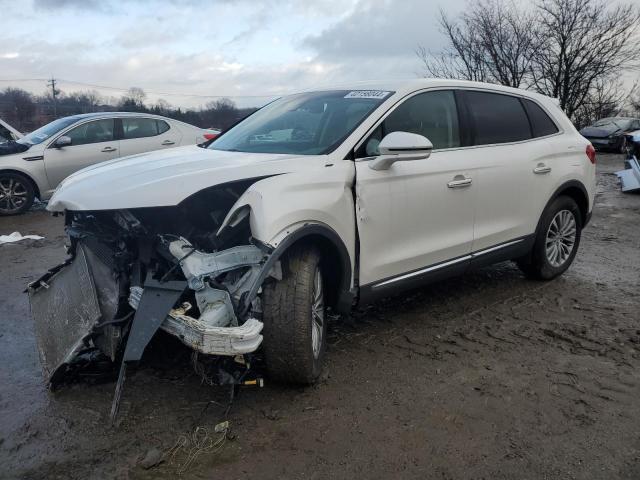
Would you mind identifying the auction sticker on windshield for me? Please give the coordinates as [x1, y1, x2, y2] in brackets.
[344, 91, 391, 99]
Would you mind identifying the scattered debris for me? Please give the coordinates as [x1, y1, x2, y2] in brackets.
[167, 423, 229, 475]
[616, 156, 640, 192]
[0, 232, 44, 244]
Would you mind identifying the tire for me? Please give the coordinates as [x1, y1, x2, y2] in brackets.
[262, 244, 326, 385]
[0, 172, 35, 216]
[619, 137, 627, 155]
[516, 195, 582, 280]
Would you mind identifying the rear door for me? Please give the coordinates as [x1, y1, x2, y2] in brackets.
[355, 89, 477, 290]
[117, 117, 182, 157]
[44, 118, 119, 187]
[461, 90, 552, 253]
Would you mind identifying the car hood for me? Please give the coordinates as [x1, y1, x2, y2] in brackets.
[580, 125, 621, 138]
[48, 145, 318, 212]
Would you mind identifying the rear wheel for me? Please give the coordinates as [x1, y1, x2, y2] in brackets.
[0, 172, 35, 216]
[262, 245, 326, 385]
[516, 195, 582, 280]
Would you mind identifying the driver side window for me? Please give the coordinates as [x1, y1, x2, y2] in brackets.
[65, 119, 115, 146]
[357, 90, 460, 158]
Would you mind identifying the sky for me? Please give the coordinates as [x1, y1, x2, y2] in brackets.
[0, 0, 468, 108]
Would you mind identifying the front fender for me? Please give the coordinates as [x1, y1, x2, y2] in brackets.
[218, 161, 357, 280]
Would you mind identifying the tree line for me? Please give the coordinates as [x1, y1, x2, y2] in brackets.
[0, 85, 258, 133]
[417, 0, 640, 128]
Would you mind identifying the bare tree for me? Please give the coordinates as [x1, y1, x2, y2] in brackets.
[417, 0, 535, 87]
[531, 0, 640, 119]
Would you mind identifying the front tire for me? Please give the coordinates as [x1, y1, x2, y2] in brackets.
[516, 195, 582, 280]
[0, 172, 35, 216]
[262, 245, 326, 385]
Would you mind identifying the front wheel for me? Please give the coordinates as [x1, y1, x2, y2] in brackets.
[0, 172, 35, 216]
[516, 195, 582, 280]
[262, 245, 326, 384]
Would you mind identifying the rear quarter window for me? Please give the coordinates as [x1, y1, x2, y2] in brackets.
[523, 99, 559, 137]
[465, 91, 531, 145]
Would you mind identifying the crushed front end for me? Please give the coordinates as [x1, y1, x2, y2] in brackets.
[28, 200, 277, 389]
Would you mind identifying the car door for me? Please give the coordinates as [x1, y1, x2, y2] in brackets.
[355, 90, 477, 290]
[44, 118, 119, 188]
[118, 117, 182, 157]
[461, 90, 553, 254]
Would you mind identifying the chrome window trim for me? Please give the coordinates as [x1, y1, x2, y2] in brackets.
[352, 86, 565, 161]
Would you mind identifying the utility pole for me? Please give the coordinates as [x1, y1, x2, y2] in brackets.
[47, 77, 58, 117]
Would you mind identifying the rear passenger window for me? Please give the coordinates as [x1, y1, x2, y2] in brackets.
[465, 91, 531, 145]
[122, 118, 162, 139]
[157, 120, 170, 134]
[523, 99, 559, 137]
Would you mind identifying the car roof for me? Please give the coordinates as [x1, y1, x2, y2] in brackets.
[60, 111, 174, 121]
[297, 78, 558, 103]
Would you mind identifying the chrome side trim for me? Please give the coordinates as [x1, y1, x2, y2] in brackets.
[371, 238, 526, 290]
[372, 255, 472, 289]
[471, 238, 524, 257]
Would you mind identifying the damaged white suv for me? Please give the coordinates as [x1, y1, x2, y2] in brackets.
[30, 80, 596, 391]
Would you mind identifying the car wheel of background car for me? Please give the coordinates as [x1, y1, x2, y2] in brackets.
[516, 195, 582, 280]
[262, 244, 326, 385]
[0, 172, 35, 216]
[619, 137, 627, 154]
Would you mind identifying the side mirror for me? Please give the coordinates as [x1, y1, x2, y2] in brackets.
[54, 136, 72, 148]
[369, 131, 433, 171]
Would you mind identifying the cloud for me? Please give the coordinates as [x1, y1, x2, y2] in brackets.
[1, 0, 468, 109]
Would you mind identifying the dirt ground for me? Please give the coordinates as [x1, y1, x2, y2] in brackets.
[1, 153, 639, 480]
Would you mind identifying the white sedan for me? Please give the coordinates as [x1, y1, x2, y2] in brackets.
[0, 112, 212, 215]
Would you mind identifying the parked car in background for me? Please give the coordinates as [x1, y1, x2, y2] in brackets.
[0, 112, 212, 215]
[34, 80, 596, 390]
[0, 118, 23, 143]
[579, 117, 640, 153]
[203, 128, 221, 141]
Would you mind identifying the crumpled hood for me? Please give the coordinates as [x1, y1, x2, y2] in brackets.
[580, 126, 620, 138]
[48, 145, 311, 211]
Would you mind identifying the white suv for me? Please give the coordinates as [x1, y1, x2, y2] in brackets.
[0, 112, 211, 215]
[30, 80, 596, 389]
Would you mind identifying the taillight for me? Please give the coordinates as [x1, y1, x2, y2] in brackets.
[203, 133, 218, 140]
[586, 144, 596, 164]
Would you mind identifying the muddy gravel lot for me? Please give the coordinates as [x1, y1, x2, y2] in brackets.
[1, 153, 639, 480]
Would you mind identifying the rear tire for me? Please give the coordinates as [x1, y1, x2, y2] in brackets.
[0, 172, 35, 216]
[262, 245, 326, 385]
[516, 195, 582, 280]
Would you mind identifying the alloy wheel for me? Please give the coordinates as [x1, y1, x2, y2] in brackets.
[311, 267, 325, 359]
[0, 177, 29, 214]
[545, 209, 577, 267]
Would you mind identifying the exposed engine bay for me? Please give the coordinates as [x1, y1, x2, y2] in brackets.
[28, 181, 281, 397]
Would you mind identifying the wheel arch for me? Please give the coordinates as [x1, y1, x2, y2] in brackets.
[542, 180, 590, 230]
[0, 168, 41, 199]
[271, 224, 354, 314]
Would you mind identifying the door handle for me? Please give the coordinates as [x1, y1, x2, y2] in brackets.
[533, 164, 551, 174]
[101, 146, 117, 153]
[447, 176, 472, 188]
[161, 140, 175, 146]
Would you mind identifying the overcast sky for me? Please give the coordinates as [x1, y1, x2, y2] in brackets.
[0, 0, 467, 108]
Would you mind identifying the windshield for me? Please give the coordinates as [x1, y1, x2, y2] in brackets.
[593, 118, 632, 130]
[18, 116, 79, 146]
[209, 90, 392, 155]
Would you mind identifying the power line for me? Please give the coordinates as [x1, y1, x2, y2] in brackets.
[0, 77, 280, 99]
